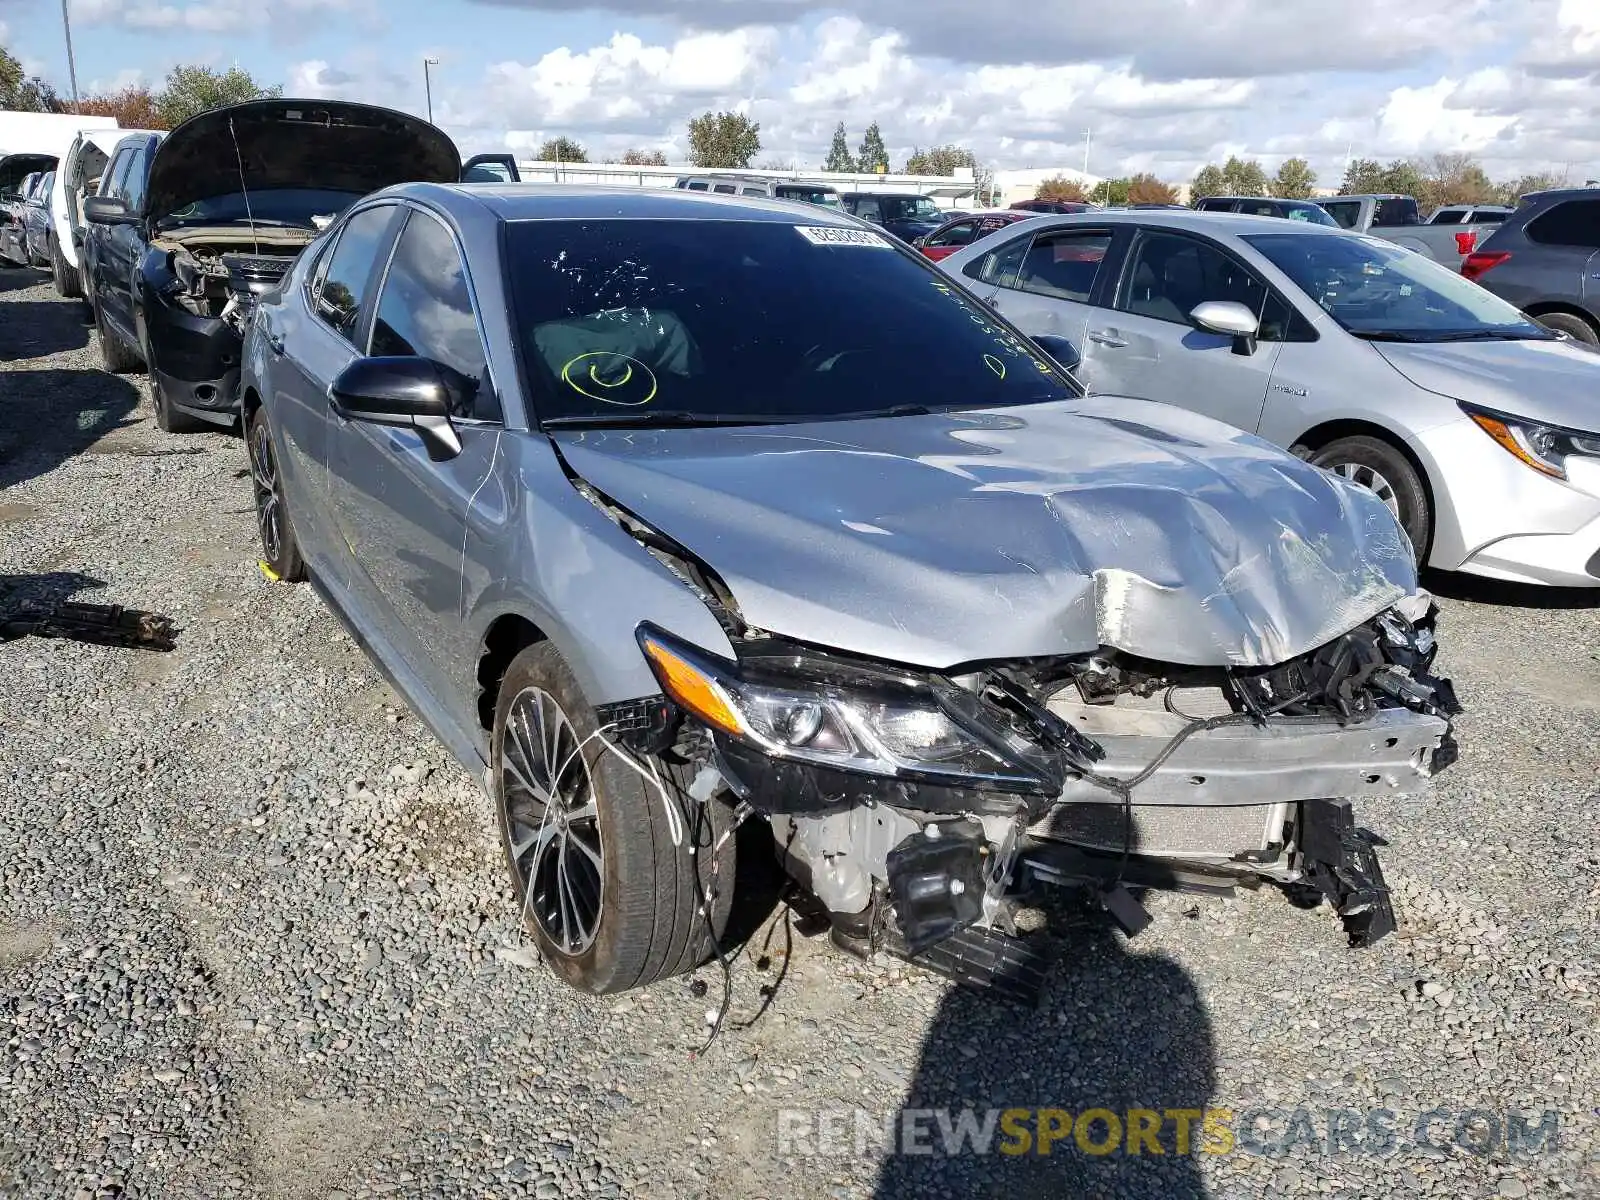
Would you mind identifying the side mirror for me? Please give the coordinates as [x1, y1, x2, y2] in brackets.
[1190, 300, 1260, 356]
[329, 356, 465, 461]
[1030, 334, 1082, 374]
[83, 196, 135, 226]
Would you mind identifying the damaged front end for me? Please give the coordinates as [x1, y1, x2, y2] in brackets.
[624, 597, 1459, 1003]
[139, 231, 310, 419]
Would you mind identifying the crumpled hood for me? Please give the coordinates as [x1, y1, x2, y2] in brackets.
[553, 397, 1416, 669]
[1375, 338, 1600, 433]
[144, 99, 460, 221]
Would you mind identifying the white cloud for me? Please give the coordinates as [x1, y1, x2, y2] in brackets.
[285, 2, 1600, 185]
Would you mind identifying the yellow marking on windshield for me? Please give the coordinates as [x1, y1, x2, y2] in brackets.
[561, 352, 659, 406]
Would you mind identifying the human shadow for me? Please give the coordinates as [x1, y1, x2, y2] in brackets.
[0, 369, 140, 491]
[1421, 567, 1600, 610]
[0, 571, 109, 610]
[874, 894, 1216, 1199]
[0, 293, 91, 361]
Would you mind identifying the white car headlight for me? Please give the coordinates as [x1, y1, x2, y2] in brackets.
[1461, 402, 1600, 481]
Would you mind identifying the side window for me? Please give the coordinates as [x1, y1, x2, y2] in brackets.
[312, 205, 397, 343]
[976, 216, 1010, 237]
[1117, 230, 1298, 341]
[1526, 200, 1600, 249]
[102, 149, 135, 200]
[1197, 198, 1231, 212]
[1013, 230, 1113, 302]
[713, 184, 736, 195]
[741, 186, 765, 197]
[686, 180, 709, 191]
[855, 198, 882, 222]
[927, 220, 976, 248]
[963, 233, 1030, 287]
[1431, 208, 1466, 224]
[1321, 201, 1360, 229]
[120, 147, 150, 214]
[369, 210, 493, 421]
[1237, 199, 1278, 217]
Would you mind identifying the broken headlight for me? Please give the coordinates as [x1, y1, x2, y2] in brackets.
[1461, 402, 1600, 482]
[635, 625, 1056, 793]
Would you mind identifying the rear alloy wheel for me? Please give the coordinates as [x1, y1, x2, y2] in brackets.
[492, 642, 737, 994]
[1532, 310, 1599, 347]
[1311, 435, 1431, 558]
[246, 405, 306, 582]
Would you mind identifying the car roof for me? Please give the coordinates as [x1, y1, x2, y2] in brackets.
[1520, 187, 1600, 203]
[387, 181, 865, 227]
[1002, 209, 1349, 238]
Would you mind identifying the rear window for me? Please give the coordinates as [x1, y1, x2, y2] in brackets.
[504, 218, 1080, 426]
[1475, 209, 1509, 224]
[1526, 199, 1600, 249]
[1430, 208, 1468, 224]
[1371, 197, 1420, 227]
[1319, 201, 1360, 229]
[775, 185, 841, 208]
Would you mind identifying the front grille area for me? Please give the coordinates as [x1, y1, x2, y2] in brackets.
[1028, 801, 1286, 859]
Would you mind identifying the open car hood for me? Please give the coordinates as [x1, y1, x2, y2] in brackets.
[553, 397, 1417, 670]
[143, 99, 460, 221]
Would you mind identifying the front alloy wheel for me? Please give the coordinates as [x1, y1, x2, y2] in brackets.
[501, 686, 605, 954]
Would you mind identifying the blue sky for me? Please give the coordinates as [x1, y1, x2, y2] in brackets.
[2, 0, 1596, 185]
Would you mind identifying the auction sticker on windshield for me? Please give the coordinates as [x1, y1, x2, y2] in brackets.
[795, 225, 892, 248]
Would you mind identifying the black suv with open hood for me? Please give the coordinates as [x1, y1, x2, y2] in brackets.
[82, 99, 462, 432]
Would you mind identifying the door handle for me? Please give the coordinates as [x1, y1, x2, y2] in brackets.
[1087, 329, 1127, 348]
[265, 333, 285, 355]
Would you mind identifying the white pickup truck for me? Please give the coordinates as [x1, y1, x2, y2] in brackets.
[1316, 194, 1500, 267]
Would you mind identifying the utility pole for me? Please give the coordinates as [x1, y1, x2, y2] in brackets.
[423, 57, 439, 125]
[1082, 128, 1092, 179]
[60, 0, 81, 111]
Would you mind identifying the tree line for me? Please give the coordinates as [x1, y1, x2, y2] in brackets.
[2, 45, 280, 129]
[1189, 152, 1567, 208]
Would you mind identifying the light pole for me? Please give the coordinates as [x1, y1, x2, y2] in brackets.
[60, 0, 81, 111]
[1081, 128, 1092, 179]
[423, 57, 439, 124]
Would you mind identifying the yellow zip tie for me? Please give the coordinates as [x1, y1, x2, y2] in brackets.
[257, 560, 281, 582]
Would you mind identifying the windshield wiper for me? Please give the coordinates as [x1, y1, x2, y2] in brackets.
[1349, 330, 1427, 342]
[1417, 328, 1553, 342]
[826, 403, 935, 420]
[541, 410, 798, 430]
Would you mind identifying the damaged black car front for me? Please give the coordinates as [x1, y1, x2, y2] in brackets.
[84, 99, 460, 430]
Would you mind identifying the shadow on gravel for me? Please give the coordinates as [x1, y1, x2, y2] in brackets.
[875, 907, 1215, 1200]
[1422, 567, 1600, 610]
[0, 369, 140, 491]
[0, 295, 91, 362]
[0, 268, 47, 297]
[0, 570, 108, 609]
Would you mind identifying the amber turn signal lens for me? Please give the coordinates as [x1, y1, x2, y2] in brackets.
[641, 637, 744, 735]
[1466, 412, 1565, 479]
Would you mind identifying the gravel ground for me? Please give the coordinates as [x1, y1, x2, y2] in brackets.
[1, 269, 1597, 1200]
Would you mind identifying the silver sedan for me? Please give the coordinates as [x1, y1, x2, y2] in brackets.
[939, 210, 1600, 587]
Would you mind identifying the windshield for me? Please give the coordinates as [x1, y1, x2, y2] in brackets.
[775, 185, 842, 209]
[505, 218, 1080, 428]
[881, 196, 944, 223]
[156, 188, 365, 230]
[1283, 203, 1339, 227]
[1245, 232, 1553, 341]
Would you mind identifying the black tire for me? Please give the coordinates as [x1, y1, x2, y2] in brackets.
[1310, 435, 1431, 557]
[150, 364, 207, 434]
[492, 642, 737, 994]
[94, 303, 143, 374]
[49, 236, 81, 298]
[1531, 310, 1599, 347]
[246, 405, 306, 582]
